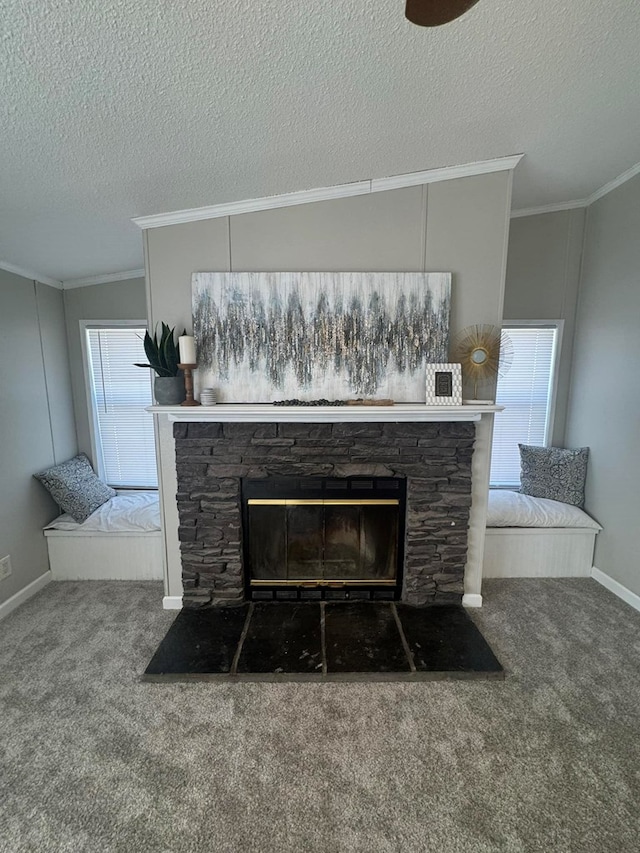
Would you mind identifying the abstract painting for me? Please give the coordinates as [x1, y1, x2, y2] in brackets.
[192, 272, 451, 402]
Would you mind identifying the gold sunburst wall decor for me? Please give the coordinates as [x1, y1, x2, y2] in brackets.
[451, 324, 513, 401]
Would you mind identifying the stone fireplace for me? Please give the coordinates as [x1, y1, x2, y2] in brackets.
[174, 417, 475, 607]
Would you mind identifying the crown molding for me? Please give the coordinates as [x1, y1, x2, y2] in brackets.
[0, 261, 62, 289]
[510, 199, 588, 219]
[511, 160, 640, 219]
[369, 154, 523, 193]
[132, 155, 524, 230]
[61, 269, 145, 289]
[132, 182, 371, 229]
[586, 160, 640, 205]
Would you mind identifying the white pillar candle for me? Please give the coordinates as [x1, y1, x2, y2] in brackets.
[178, 335, 197, 365]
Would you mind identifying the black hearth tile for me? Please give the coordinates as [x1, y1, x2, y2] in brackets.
[144, 606, 248, 676]
[237, 603, 323, 674]
[324, 603, 411, 673]
[396, 604, 503, 675]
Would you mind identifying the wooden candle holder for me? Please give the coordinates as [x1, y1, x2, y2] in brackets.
[178, 363, 201, 406]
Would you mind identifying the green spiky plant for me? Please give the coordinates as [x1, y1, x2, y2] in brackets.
[134, 323, 185, 377]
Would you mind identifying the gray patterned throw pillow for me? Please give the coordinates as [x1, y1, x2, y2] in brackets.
[518, 444, 589, 508]
[35, 453, 116, 523]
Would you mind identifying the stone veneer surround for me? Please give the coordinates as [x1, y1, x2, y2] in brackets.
[174, 420, 475, 607]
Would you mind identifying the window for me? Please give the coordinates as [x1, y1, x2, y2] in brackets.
[83, 323, 158, 488]
[490, 322, 562, 487]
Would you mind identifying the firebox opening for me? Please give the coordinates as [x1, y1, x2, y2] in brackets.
[241, 478, 406, 601]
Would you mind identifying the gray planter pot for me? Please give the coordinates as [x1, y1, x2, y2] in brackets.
[154, 375, 186, 405]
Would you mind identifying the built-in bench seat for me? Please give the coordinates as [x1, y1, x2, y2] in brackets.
[42, 485, 600, 584]
[483, 490, 601, 578]
[43, 492, 163, 581]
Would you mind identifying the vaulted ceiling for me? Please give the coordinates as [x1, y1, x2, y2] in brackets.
[1, 0, 639, 282]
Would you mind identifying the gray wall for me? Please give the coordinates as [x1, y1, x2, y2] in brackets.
[147, 174, 513, 397]
[504, 208, 585, 444]
[0, 271, 77, 606]
[565, 174, 640, 596]
[144, 171, 515, 599]
[63, 278, 147, 458]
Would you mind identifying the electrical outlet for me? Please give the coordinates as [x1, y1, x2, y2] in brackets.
[0, 555, 12, 581]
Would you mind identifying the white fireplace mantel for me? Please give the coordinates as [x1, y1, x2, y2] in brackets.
[150, 402, 501, 611]
[147, 403, 502, 423]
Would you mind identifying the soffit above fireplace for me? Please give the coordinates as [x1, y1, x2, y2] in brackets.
[148, 403, 502, 423]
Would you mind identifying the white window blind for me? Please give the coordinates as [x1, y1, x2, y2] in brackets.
[490, 325, 559, 487]
[86, 327, 158, 488]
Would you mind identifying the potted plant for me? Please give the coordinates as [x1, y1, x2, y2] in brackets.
[135, 323, 187, 405]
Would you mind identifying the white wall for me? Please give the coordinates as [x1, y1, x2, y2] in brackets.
[143, 172, 515, 602]
[63, 278, 147, 458]
[0, 272, 77, 606]
[565, 174, 640, 597]
[504, 209, 585, 444]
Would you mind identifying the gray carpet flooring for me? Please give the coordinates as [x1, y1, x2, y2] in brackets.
[1, 579, 639, 853]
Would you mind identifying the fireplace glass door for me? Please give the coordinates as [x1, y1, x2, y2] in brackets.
[248, 499, 399, 585]
[242, 477, 406, 599]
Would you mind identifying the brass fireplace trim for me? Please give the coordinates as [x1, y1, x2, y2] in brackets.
[247, 499, 400, 506]
[246, 493, 402, 594]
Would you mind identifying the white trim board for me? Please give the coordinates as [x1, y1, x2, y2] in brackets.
[592, 567, 640, 614]
[0, 571, 52, 622]
[462, 594, 483, 608]
[62, 269, 145, 289]
[587, 161, 640, 205]
[0, 261, 62, 289]
[511, 199, 588, 219]
[133, 155, 523, 229]
[148, 403, 502, 423]
[511, 159, 640, 218]
[0, 263, 145, 291]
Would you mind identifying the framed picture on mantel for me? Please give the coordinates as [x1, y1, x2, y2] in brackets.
[425, 363, 462, 406]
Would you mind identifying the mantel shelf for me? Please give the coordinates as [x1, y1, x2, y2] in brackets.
[147, 403, 503, 423]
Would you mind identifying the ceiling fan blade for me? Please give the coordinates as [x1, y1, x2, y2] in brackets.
[405, 0, 481, 27]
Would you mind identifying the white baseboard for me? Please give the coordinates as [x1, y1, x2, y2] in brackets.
[591, 567, 640, 614]
[163, 595, 183, 610]
[462, 593, 483, 608]
[0, 571, 52, 622]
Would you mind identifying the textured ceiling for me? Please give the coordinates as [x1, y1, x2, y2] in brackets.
[1, 0, 639, 282]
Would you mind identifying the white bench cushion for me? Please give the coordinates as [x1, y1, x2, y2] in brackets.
[487, 490, 601, 530]
[44, 492, 160, 533]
